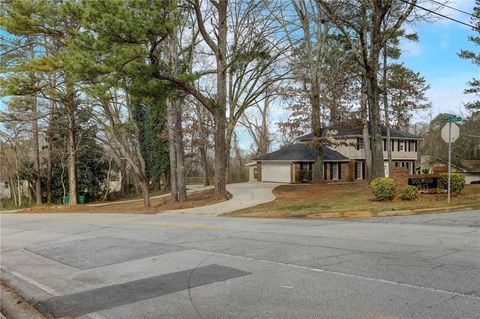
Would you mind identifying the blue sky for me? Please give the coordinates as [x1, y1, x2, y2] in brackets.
[398, 0, 478, 121]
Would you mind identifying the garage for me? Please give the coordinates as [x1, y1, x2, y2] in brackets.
[262, 162, 291, 183]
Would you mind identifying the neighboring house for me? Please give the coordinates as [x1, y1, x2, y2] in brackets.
[420, 158, 480, 184]
[247, 126, 421, 183]
[0, 180, 11, 199]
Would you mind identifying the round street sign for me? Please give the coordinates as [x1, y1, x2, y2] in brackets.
[441, 122, 460, 143]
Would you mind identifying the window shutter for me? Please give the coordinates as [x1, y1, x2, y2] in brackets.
[361, 161, 366, 180]
[383, 139, 386, 151]
[324, 163, 327, 180]
[354, 162, 358, 179]
[356, 138, 360, 150]
[329, 163, 333, 180]
[397, 140, 401, 152]
[338, 163, 342, 180]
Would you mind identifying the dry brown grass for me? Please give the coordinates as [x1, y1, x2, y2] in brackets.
[225, 182, 480, 219]
[18, 189, 230, 214]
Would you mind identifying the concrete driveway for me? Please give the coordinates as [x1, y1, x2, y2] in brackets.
[165, 182, 280, 216]
[1, 210, 479, 318]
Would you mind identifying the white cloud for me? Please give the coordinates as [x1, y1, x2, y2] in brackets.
[399, 40, 424, 56]
[419, 0, 475, 26]
[417, 71, 477, 122]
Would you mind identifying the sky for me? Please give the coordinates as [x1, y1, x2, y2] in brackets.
[398, 0, 478, 122]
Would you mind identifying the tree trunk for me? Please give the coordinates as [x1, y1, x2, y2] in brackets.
[30, 44, 42, 205]
[361, 77, 372, 180]
[167, 98, 179, 202]
[174, 98, 187, 202]
[383, 44, 393, 172]
[214, 109, 228, 198]
[213, 0, 228, 199]
[311, 94, 324, 183]
[125, 92, 150, 207]
[366, 6, 386, 180]
[46, 112, 53, 204]
[196, 103, 210, 186]
[66, 87, 78, 205]
[366, 70, 385, 179]
[32, 93, 42, 205]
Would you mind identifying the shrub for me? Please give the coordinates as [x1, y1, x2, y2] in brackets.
[399, 185, 419, 201]
[438, 173, 465, 193]
[371, 177, 396, 201]
[296, 170, 312, 183]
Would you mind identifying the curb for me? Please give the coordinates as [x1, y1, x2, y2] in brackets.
[0, 281, 46, 319]
[377, 204, 480, 217]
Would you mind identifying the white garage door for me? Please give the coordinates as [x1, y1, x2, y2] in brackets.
[262, 163, 291, 183]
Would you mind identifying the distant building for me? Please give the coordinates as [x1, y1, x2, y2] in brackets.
[420, 158, 480, 184]
[247, 126, 421, 183]
[0, 180, 11, 199]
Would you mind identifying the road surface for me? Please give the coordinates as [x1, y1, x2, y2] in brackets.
[1, 210, 479, 318]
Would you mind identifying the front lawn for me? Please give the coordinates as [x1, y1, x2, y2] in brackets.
[7, 189, 229, 214]
[224, 182, 480, 219]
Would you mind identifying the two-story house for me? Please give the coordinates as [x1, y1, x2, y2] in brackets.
[246, 126, 420, 183]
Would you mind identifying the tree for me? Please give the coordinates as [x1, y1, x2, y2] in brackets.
[458, 0, 480, 111]
[317, 0, 418, 179]
[385, 63, 431, 129]
[1, 0, 84, 205]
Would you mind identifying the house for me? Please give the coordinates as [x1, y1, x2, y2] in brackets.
[247, 126, 421, 183]
[420, 158, 480, 184]
[0, 180, 11, 199]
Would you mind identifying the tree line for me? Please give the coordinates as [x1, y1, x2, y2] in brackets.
[0, 0, 478, 208]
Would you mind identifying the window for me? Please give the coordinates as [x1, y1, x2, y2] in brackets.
[413, 141, 417, 152]
[357, 138, 364, 150]
[399, 140, 404, 152]
[331, 163, 339, 180]
[355, 161, 363, 180]
[383, 139, 387, 151]
[391, 140, 395, 152]
[300, 162, 313, 171]
[4, 181, 8, 189]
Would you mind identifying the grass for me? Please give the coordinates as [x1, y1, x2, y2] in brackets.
[3, 189, 229, 214]
[225, 182, 480, 219]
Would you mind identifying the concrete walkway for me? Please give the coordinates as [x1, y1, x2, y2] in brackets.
[163, 182, 280, 216]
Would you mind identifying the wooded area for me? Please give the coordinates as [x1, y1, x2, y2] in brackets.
[0, 0, 478, 209]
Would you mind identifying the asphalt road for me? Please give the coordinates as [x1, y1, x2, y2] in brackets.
[1, 210, 479, 319]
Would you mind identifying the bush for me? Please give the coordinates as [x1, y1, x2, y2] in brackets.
[399, 185, 419, 201]
[438, 173, 465, 193]
[296, 170, 312, 183]
[371, 177, 396, 201]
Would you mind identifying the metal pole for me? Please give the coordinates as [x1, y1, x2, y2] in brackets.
[447, 121, 451, 204]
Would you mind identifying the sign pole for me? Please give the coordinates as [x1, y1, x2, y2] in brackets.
[447, 121, 451, 205]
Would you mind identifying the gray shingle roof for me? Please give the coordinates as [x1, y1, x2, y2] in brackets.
[255, 143, 349, 162]
[297, 126, 419, 141]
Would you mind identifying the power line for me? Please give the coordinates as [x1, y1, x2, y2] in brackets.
[398, 0, 477, 29]
[428, 0, 479, 19]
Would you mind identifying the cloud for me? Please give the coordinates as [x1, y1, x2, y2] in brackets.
[399, 40, 424, 56]
[420, 71, 477, 121]
[419, 0, 475, 26]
